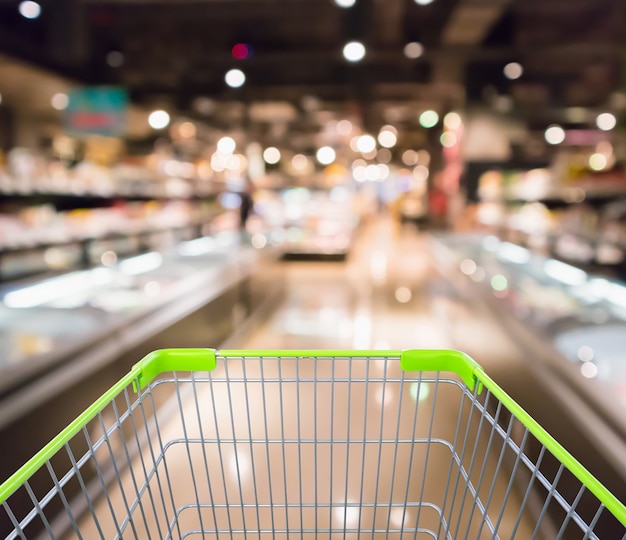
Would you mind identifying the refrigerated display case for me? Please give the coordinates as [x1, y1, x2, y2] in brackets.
[436, 233, 626, 413]
[0, 232, 277, 394]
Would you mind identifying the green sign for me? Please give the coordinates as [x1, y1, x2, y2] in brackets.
[65, 87, 128, 137]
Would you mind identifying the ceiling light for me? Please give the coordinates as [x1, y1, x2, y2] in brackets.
[343, 41, 366, 62]
[596, 112, 616, 131]
[217, 136, 236, 155]
[106, 51, 124, 68]
[544, 124, 565, 145]
[414, 0, 434, 5]
[377, 129, 397, 148]
[263, 146, 281, 164]
[404, 42, 424, 59]
[316, 146, 336, 165]
[225, 69, 246, 88]
[356, 134, 376, 153]
[51, 93, 69, 111]
[443, 112, 462, 130]
[419, 110, 439, 128]
[503, 62, 523, 80]
[335, 0, 356, 7]
[148, 110, 170, 130]
[589, 153, 607, 171]
[18, 1, 40, 19]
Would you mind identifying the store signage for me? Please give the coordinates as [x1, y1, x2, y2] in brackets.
[65, 87, 128, 137]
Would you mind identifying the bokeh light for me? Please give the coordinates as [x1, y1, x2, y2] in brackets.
[402, 150, 419, 166]
[596, 112, 616, 131]
[378, 129, 397, 148]
[335, 0, 356, 7]
[589, 153, 607, 171]
[419, 110, 439, 128]
[232, 44, 250, 60]
[263, 147, 281, 164]
[337, 120, 353, 136]
[291, 154, 309, 171]
[404, 42, 424, 59]
[343, 41, 366, 62]
[178, 121, 196, 139]
[444, 112, 462, 130]
[217, 136, 236, 155]
[503, 62, 523, 80]
[316, 146, 336, 165]
[544, 125, 565, 145]
[148, 110, 170, 129]
[106, 51, 124, 68]
[51, 93, 69, 111]
[440, 132, 457, 147]
[356, 134, 376, 153]
[19, 1, 40, 19]
[225, 69, 246, 88]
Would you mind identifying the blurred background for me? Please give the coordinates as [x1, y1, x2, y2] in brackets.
[0, 0, 625, 533]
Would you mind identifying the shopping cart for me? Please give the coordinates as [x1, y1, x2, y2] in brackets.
[1, 349, 625, 539]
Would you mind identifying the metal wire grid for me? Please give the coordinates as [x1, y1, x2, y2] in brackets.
[2, 354, 623, 539]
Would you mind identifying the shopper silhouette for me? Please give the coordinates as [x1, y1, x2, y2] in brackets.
[239, 182, 253, 233]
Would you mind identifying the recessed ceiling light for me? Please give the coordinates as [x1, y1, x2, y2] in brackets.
[19, 1, 40, 19]
[343, 41, 366, 62]
[148, 110, 170, 130]
[225, 69, 246, 88]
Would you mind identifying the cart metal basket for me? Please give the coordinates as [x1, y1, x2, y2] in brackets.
[1, 349, 625, 539]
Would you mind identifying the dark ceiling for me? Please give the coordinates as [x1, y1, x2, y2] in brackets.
[0, 0, 624, 136]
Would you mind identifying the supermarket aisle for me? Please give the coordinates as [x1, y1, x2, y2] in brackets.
[237, 217, 519, 358]
[68, 217, 539, 539]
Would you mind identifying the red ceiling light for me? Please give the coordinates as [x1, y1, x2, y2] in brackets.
[232, 43, 250, 60]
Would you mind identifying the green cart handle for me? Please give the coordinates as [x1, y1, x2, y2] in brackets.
[1, 348, 624, 529]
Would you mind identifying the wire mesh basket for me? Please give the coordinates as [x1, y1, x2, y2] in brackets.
[1, 349, 625, 539]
